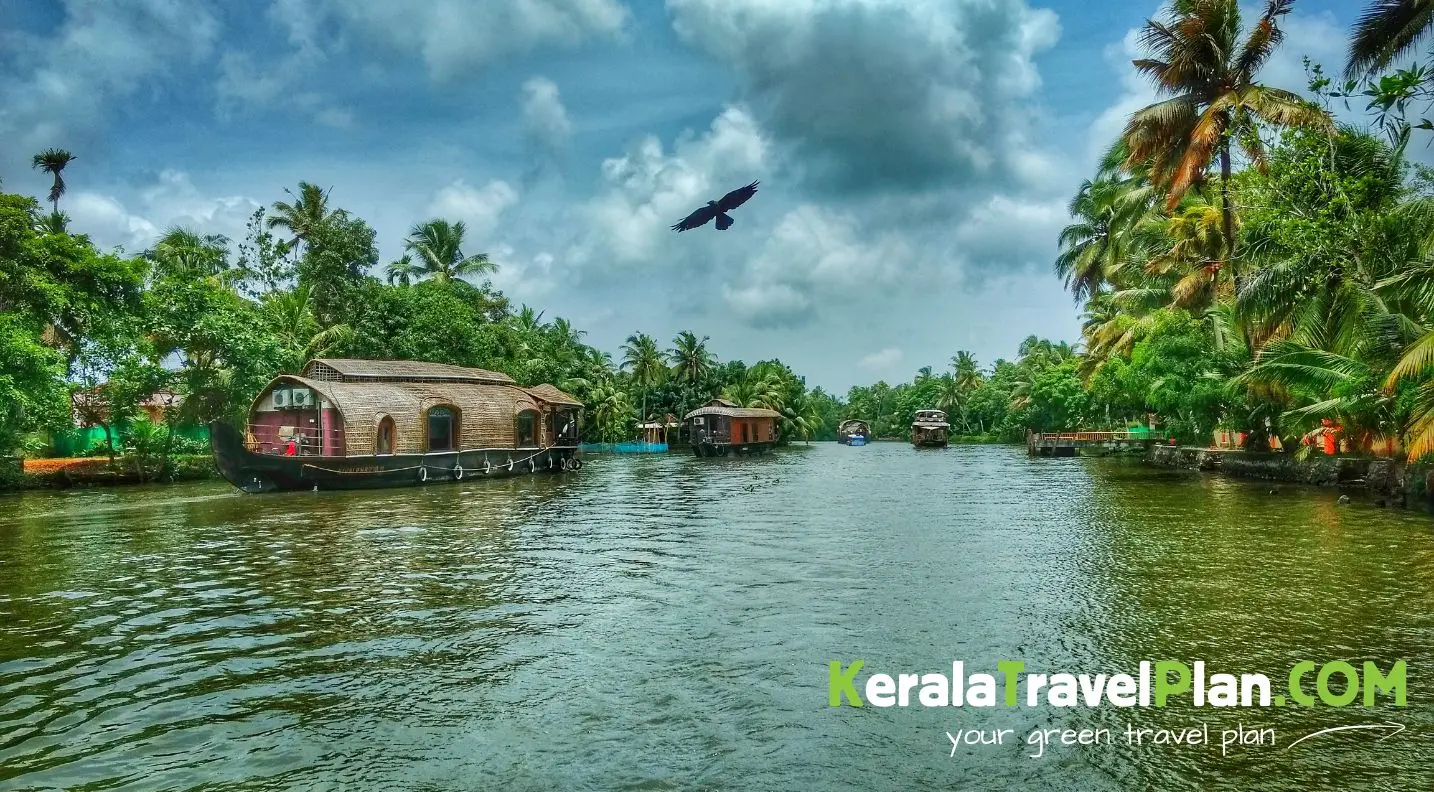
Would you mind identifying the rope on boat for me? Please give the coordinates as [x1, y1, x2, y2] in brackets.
[299, 445, 575, 477]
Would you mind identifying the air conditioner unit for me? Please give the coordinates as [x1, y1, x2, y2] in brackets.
[271, 388, 290, 408]
[290, 389, 314, 407]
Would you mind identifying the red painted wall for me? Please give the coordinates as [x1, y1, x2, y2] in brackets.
[247, 409, 340, 455]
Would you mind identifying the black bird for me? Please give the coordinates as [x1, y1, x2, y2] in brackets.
[671, 181, 759, 232]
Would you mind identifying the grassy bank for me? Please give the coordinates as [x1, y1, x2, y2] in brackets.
[2, 455, 219, 491]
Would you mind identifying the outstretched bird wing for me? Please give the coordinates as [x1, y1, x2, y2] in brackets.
[671, 204, 718, 232]
[717, 181, 759, 212]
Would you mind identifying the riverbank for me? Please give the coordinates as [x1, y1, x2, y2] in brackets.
[1, 455, 218, 491]
[1145, 444, 1426, 506]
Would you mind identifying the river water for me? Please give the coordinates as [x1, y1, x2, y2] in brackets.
[0, 443, 1429, 790]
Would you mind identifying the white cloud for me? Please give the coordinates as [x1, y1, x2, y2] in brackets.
[213, 5, 351, 129]
[311, 0, 630, 81]
[426, 179, 521, 243]
[490, 247, 559, 302]
[954, 194, 1067, 270]
[67, 171, 261, 253]
[521, 76, 573, 155]
[666, 0, 1060, 194]
[0, 0, 220, 175]
[577, 105, 770, 267]
[723, 204, 914, 327]
[858, 348, 904, 371]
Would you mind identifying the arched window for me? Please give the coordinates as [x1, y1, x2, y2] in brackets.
[516, 410, 538, 447]
[376, 415, 396, 455]
[427, 406, 458, 452]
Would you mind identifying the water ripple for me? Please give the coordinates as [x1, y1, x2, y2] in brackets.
[0, 445, 1430, 790]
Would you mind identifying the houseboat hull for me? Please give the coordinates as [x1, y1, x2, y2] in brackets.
[912, 438, 949, 448]
[691, 440, 776, 458]
[211, 422, 580, 493]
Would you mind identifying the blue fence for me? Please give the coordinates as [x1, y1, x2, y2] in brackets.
[579, 442, 669, 454]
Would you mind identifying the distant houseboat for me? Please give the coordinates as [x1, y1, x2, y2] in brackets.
[911, 409, 950, 448]
[211, 358, 583, 493]
[837, 419, 870, 445]
[684, 398, 782, 457]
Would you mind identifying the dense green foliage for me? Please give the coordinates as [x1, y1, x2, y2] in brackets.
[0, 177, 845, 458]
[11, 0, 1434, 464]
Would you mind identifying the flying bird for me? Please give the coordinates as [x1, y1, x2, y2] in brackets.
[671, 181, 759, 232]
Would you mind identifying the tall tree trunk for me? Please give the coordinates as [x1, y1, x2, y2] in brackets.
[158, 412, 177, 482]
[1219, 141, 1235, 277]
[1220, 137, 1258, 364]
[101, 422, 114, 462]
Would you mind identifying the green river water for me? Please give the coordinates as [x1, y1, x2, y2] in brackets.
[0, 443, 1429, 790]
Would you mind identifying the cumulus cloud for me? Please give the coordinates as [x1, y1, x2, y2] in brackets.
[858, 348, 904, 371]
[311, 0, 629, 81]
[426, 179, 521, 243]
[67, 171, 261, 253]
[577, 105, 770, 268]
[0, 0, 220, 175]
[522, 77, 574, 155]
[214, 1, 353, 127]
[723, 204, 916, 327]
[667, 0, 1060, 194]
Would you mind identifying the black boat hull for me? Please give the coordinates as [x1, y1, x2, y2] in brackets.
[210, 421, 581, 493]
[691, 441, 775, 458]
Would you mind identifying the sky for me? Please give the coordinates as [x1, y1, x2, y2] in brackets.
[0, 0, 1364, 393]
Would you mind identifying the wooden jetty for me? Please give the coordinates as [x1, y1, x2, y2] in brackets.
[1027, 430, 1158, 457]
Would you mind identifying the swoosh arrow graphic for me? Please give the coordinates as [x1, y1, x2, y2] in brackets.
[1286, 723, 1405, 750]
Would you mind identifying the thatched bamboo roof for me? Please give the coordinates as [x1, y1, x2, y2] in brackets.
[523, 384, 583, 406]
[685, 404, 783, 420]
[251, 358, 585, 456]
[305, 358, 515, 384]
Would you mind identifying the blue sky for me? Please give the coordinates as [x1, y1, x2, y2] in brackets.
[0, 0, 1363, 392]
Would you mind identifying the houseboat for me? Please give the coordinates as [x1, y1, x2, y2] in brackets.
[837, 419, 870, 445]
[210, 358, 583, 493]
[911, 409, 950, 448]
[684, 398, 782, 457]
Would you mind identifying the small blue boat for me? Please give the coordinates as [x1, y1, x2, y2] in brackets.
[837, 419, 871, 446]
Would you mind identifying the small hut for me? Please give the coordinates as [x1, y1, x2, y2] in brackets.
[684, 398, 782, 457]
[638, 413, 681, 445]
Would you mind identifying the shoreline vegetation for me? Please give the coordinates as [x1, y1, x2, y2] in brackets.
[9, 1, 1434, 507]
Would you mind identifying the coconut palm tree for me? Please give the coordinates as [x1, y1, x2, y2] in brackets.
[266, 182, 334, 256]
[587, 378, 635, 442]
[668, 331, 716, 384]
[31, 149, 76, 213]
[264, 283, 354, 369]
[38, 211, 69, 234]
[385, 255, 419, 286]
[620, 332, 666, 426]
[951, 351, 983, 392]
[1346, 0, 1434, 77]
[403, 219, 496, 283]
[146, 228, 230, 279]
[1122, 0, 1331, 271]
[1055, 177, 1154, 301]
[512, 304, 546, 332]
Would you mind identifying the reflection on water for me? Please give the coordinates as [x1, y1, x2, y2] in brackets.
[0, 445, 1429, 790]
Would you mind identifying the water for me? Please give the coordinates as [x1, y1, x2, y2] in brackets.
[1, 444, 1430, 790]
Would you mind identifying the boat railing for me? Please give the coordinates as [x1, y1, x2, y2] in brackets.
[1028, 430, 1151, 444]
[243, 423, 346, 456]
